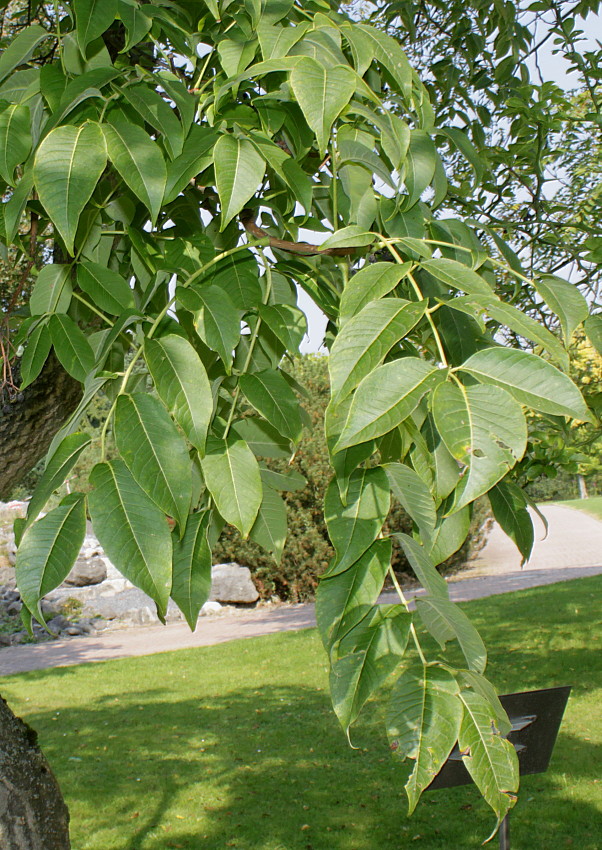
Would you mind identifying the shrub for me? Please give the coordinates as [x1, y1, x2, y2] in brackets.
[213, 356, 490, 601]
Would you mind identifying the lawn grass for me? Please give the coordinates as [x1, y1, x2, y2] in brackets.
[1, 576, 601, 850]
[551, 496, 602, 521]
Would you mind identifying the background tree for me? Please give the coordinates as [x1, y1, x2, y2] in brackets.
[0, 0, 597, 845]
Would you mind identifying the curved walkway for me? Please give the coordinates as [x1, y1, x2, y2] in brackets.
[1, 505, 601, 676]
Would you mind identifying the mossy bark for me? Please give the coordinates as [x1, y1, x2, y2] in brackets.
[0, 695, 70, 848]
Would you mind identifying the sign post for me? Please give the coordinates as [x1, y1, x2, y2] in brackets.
[428, 686, 571, 849]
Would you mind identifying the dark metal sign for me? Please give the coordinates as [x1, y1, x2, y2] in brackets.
[428, 686, 571, 849]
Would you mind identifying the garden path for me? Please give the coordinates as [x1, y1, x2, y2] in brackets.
[0, 505, 600, 676]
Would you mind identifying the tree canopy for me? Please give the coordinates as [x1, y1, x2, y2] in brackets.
[0, 0, 599, 837]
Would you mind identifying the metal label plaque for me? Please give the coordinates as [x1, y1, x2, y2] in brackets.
[428, 685, 571, 791]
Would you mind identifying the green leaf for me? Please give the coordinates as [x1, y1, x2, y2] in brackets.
[189, 284, 241, 373]
[458, 690, 519, 825]
[432, 382, 527, 512]
[19, 322, 52, 389]
[339, 262, 412, 322]
[200, 435, 262, 538]
[395, 533, 449, 599]
[319, 225, 375, 251]
[488, 480, 534, 565]
[0, 25, 49, 86]
[164, 124, 217, 203]
[48, 313, 95, 382]
[429, 507, 470, 566]
[584, 314, 602, 356]
[24, 432, 91, 535]
[387, 663, 462, 814]
[259, 465, 306, 492]
[257, 20, 308, 59]
[421, 258, 493, 295]
[316, 537, 391, 652]
[460, 347, 592, 421]
[3, 168, 33, 243]
[118, 0, 152, 51]
[330, 606, 411, 735]
[534, 276, 589, 344]
[290, 57, 356, 156]
[324, 466, 390, 576]
[249, 485, 287, 563]
[76, 0, 117, 52]
[145, 335, 213, 454]
[438, 127, 485, 182]
[217, 35, 258, 77]
[214, 134, 266, 229]
[103, 117, 166, 224]
[77, 260, 136, 314]
[461, 295, 569, 369]
[231, 417, 292, 458]
[88, 460, 172, 618]
[258, 304, 307, 352]
[338, 139, 396, 188]
[212, 251, 263, 310]
[30, 264, 72, 316]
[46, 374, 110, 459]
[16, 495, 86, 625]
[171, 510, 212, 629]
[121, 83, 184, 158]
[383, 463, 436, 547]
[403, 131, 438, 209]
[354, 24, 412, 98]
[239, 369, 303, 443]
[330, 299, 427, 402]
[335, 359, 444, 451]
[114, 393, 192, 528]
[33, 122, 107, 256]
[0, 104, 31, 186]
[416, 596, 487, 672]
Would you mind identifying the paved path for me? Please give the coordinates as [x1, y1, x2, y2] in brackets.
[1, 504, 601, 676]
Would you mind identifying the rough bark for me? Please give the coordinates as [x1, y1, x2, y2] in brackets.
[0, 695, 70, 849]
[0, 354, 81, 500]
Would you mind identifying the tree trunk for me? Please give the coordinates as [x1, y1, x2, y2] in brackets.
[0, 354, 81, 500]
[0, 695, 70, 848]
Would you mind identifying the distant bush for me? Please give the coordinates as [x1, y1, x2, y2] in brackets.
[213, 356, 490, 601]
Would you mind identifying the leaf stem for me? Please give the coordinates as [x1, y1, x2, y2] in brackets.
[99, 240, 265, 460]
[72, 292, 115, 327]
[223, 248, 274, 438]
[376, 233, 449, 367]
[387, 565, 427, 665]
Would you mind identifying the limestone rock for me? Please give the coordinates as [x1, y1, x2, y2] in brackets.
[210, 563, 259, 604]
[63, 557, 106, 587]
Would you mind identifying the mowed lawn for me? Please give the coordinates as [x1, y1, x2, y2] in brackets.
[2, 577, 601, 850]
[553, 496, 602, 522]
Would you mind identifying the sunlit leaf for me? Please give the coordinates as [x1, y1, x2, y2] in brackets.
[171, 510, 212, 629]
[16, 495, 86, 625]
[34, 122, 107, 255]
[115, 393, 192, 529]
[330, 298, 427, 402]
[460, 347, 592, 421]
[458, 690, 519, 825]
[387, 663, 462, 814]
[145, 335, 213, 454]
[324, 466, 390, 576]
[200, 436, 262, 538]
[89, 460, 172, 618]
[290, 57, 356, 155]
[214, 134, 266, 229]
